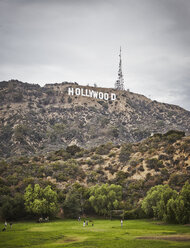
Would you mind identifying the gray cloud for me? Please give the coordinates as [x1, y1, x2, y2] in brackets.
[0, 0, 190, 110]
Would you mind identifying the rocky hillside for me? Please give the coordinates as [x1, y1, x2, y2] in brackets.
[0, 79, 190, 158]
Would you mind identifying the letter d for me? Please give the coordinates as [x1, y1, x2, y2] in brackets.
[111, 93, 116, 101]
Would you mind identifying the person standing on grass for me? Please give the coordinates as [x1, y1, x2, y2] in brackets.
[83, 220, 85, 227]
[121, 219, 123, 227]
[10, 222, 13, 229]
[5, 220, 7, 228]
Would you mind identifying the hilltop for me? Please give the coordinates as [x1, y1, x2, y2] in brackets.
[0, 79, 190, 158]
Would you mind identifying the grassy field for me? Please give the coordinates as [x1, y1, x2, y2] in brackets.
[0, 219, 190, 248]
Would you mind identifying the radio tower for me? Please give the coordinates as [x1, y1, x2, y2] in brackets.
[115, 47, 125, 90]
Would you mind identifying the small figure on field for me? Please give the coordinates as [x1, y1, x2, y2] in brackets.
[86, 221, 88, 226]
[4, 220, 7, 228]
[83, 220, 85, 227]
[121, 219, 123, 227]
[10, 222, 13, 229]
[45, 216, 49, 222]
[78, 216, 81, 222]
[39, 217, 43, 223]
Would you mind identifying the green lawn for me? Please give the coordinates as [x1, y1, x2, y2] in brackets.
[0, 219, 190, 248]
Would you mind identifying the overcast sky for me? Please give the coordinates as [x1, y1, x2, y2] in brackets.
[0, 0, 190, 110]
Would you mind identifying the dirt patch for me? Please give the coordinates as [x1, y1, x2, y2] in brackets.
[64, 238, 78, 243]
[57, 238, 78, 244]
[136, 235, 190, 242]
[57, 236, 86, 244]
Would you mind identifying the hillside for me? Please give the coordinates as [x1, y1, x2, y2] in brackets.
[0, 79, 190, 158]
[0, 131, 190, 214]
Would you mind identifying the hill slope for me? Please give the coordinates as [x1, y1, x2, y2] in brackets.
[0, 79, 190, 158]
[0, 132, 189, 211]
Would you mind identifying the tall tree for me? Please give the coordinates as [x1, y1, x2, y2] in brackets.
[89, 184, 122, 217]
[141, 184, 177, 219]
[169, 181, 190, 224]
[63, 183, 88, 218]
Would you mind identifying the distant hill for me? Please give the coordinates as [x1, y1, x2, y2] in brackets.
[0, 79, 190, 158]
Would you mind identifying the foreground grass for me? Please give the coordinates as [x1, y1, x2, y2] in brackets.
[0, 219, 190, 248]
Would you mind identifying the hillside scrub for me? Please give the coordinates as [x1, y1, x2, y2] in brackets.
[0, 132, 189, 222]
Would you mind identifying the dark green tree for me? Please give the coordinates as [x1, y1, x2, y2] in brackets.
[0, 193, 25, 220]
[63, 183, 88, 218]
[168, 181, 190, 224]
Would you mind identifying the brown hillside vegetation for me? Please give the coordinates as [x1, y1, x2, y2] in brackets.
[0, 131, 189, 212]
[0, 80, 190, 158]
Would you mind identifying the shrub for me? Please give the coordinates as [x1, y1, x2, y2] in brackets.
[14, 125, 30, 142]
[68, 96, 72, 103]
[66, 145, 81, 156]
[86, 159, 94, 166]
[119, 144, 132, 163]
[96, 143, 113, 155]
[108, 152, 116, 158]
[110, 127, 119, 138]
[169, 173, 189, 188]
[91, 154, 102, 160]
[146, 158, 164, 171]
[130, 160, 138, 166]
[163, 130, 185, 144]
[138, 165, 144, 172]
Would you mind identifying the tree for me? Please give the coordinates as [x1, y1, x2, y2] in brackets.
[63, 183, 88, 218]
[157, 186, 177, 220]
[168, 181, 190, 224]
[89, 184, 122, 218]
[142, 182, 190, 224]
[0, 193, 25, 220]
[179, 181, 190, 223]
[24, 184, 58, 217]
[141, 184, 177, 219]
[166, 198, 177, 223]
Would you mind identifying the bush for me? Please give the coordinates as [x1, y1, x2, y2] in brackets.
[130, 160, 138, 166]
[68, 96, 72, 103]
[1, 193, 26, 220]
[110, 127, 119, 138]
[146, 158, 164, 171]
[108, 152, 116, 158]
[14, 125, 30, 142]
[115, 171, 129, 185]
[119, 144, 132, 163]
[66, 145, 81, 156]
[163, 130, 185, 144]
[169, 173, 189, 188]
[96, 143, 113, 155]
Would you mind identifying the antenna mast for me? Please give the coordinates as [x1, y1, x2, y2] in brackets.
[115, 47, 125, 90]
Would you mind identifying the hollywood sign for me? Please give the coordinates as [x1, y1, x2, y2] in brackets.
[68, 87, 116, 101]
